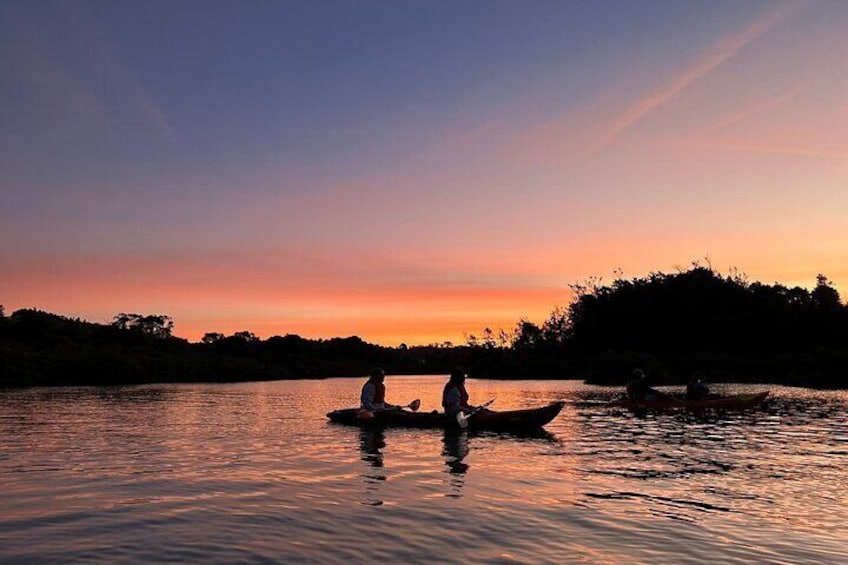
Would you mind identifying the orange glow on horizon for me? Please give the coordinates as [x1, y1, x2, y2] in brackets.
[3, 240, 847, 346]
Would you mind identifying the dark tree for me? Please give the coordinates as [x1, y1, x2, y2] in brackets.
[232, 331, 259, 342]
[812, 274, 842, 310]
[512, 319, 543, 350]
[112, 313, 174, 339]
[201, 332, 225, 344]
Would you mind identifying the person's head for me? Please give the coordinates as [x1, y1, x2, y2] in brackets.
[632, 368, 645, 381]
[370, 367, 385, 383]
[449, 368, 466, 385]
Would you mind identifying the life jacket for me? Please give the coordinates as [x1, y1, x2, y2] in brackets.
[442, 382, 469, 409]
[373, 381, 386, 404]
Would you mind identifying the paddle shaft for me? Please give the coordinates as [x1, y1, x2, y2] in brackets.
[457, 398, 495, 429]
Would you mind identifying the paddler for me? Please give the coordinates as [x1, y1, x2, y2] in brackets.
[360, 368, 398, 413]
[626, 369, 665, 401]
[442, 368, 475, 417]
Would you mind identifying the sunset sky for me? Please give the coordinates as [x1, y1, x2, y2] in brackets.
[2, 0, 846, 345]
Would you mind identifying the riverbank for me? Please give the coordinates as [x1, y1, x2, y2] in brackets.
[3, 308, 846, 389]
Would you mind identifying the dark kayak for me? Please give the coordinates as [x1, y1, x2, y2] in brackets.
[327, 401, 565, 431]
[608, 391, 770, 410]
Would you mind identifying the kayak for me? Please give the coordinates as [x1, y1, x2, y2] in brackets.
[328, 401, 564, 430]
[608, 391, 770, 410]
[327, 401, 565, 431]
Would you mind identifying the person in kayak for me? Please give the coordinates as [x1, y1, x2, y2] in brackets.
[360, 368, 398, 412]
[686, 376, 710, 400]
[626, 369, 665, 401]
[442, 368, 475, 416]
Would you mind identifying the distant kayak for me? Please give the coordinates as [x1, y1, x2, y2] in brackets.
[327, 401, 565, 431]
[608, 391, 770, 410]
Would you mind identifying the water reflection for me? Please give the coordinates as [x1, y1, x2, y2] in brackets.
[441, 430, 469, 497]
[3, 380, 847, 564]
[572, 387, 848, 526]
[358, 428, 386, 506]
[442, 431, 469, 472]
[359, 428, 385, 468]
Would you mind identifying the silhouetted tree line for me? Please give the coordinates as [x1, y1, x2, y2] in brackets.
[2, 266, 847, 388]
[0, 308, 474, 388]
[467, 266, 848, 387]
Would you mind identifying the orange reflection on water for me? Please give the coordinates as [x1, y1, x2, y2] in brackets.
[3, 380, 847, 563]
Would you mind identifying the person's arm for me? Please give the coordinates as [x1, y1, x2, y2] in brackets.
[360, 382, 376, 411]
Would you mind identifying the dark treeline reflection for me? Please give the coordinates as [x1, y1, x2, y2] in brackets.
[2, 265, 848, 388]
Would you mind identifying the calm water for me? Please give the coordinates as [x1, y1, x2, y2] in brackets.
[1, 377, 846, 564]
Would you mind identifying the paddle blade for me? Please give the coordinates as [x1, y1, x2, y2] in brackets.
[456, 398, 495, 429]
[408, 399, 421, 412]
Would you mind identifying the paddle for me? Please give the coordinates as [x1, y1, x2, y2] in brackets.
[404, 399, 421, 412]
[457, 398, 495, 429]
[358, 399, 420, 420]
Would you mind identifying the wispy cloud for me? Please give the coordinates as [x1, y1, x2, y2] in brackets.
[490, 2, 808, 167]
[700, 78, 815, 134]
[594, 0, 807, 152]
[3, 3, 176, 141]
[685, 139, 847, 158]
[70, 8, 177, 140]
[1, 5, 112, 141]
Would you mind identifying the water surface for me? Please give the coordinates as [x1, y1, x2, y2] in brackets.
[2, 377, 846, 563]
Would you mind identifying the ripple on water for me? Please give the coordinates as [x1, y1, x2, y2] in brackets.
[1, 380, 847, 563]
